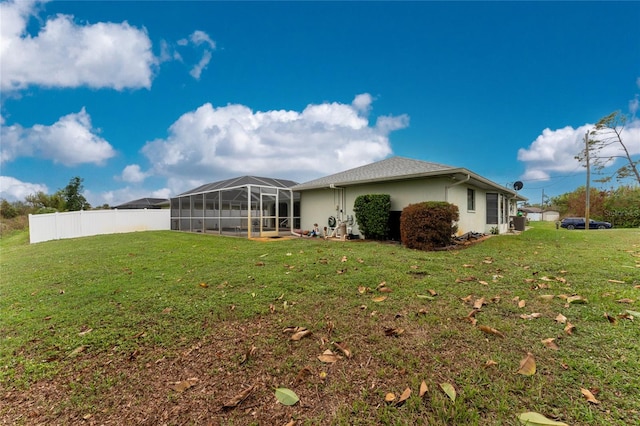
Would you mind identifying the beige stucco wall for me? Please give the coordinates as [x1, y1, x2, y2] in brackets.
[298, 178, 517, 238]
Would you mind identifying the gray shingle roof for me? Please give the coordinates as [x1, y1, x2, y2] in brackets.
[113, 198, 169, 209]
[177, 176, 299, 197]
[291, 156, 459, 190]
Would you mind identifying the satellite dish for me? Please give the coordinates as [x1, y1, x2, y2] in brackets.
[513, 181, 524, 191]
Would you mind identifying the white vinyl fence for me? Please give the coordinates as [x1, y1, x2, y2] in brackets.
[29, 209, 170, 244]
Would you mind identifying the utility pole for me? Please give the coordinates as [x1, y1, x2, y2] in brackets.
[584, 131, 590, 230]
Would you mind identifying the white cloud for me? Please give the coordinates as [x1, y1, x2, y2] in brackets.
[120, 164, 148, 183]
[190, 30, 215, 49]
[141, 94, 408, 188]
[518, 119, 640, 181]
[0, 108, 116, 166]
[630, 95, 639, 119]
[0, 0, 156, 91]
[190, 50, 212, 80]
[0, 176, 48, 201]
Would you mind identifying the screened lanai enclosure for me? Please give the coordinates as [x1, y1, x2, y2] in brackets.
[170, 176, 300, 238]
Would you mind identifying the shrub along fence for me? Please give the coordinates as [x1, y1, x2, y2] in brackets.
[28, 209, 170, 244]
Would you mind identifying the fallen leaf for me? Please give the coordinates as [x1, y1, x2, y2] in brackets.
[223, 384, 255, 409]
[255, 262, 265, 266]
[517, 353, 536, 376]
[173, 377, 198, 393]
[541, 338, 559, 350]
[78, 328, 93, 336]
[318, 349, 341, 363]
[419, 381, 429, 397]
[608, 279, 625, 284]
[239, 345, 257, 364]
[564, 322, 576, 335]
[463, 264, 474, 268]
[416, 294, 435, 300]
[473, 297, 486, 310]
[581, 387, 600, 404]
[199, 282, 209, 288]
[341, 256, 348, 262]
[439, 382, 456, 401]
[295, 366, 312, 384]
[567, 295, 587, 304]
[518, 300, 527, 308]
[68, 345, 87, 357]
[384, 393, 396, 403]
[379, 286, 393, 293]
[555, 313, 567, 324]
[616, 298, 634, 304]
[478, 280, 489, 286]
[538, 294, 555, 301]
[283, 326, 307, 334]
[617, 312, 634, 321]
[417, 308, 428, 316]
[384, 327, 404, 337]
[520, 313, 542, 320]
[478, 325, 505, 338]
[396, 387, 411, 406]
[604, 313, 617, 325]
[291, 329, 312, 341]
[358, 286, 367, 294]
[275, 388, 299, 406]
[372, 296, 387, 303]
[517, 412, 568, 425]
[333, 341, 352, 358]
[428, 289, 438, 296]
[461, 316, 477, 326]
[626, 309, 640, 318]
[485, 359, 498, 368]
[461, 295, 474, 303]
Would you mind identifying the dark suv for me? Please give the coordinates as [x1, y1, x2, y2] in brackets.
[560, 217, 612, 230]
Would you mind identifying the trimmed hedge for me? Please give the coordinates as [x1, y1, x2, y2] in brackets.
[353, 194, 391, 240]
[400, 201, 459, 251]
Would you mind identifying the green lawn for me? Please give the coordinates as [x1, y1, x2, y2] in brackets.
[1, 223, 639, 425]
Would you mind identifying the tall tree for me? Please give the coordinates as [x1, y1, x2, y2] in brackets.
[576, 111, 640, 185]
[63, 177, 90, 211]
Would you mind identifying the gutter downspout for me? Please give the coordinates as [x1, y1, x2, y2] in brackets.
[445, 174, 470, 202]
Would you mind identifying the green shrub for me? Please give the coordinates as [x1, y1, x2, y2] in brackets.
[400, 201, 459, 250]
[353, 194, 391, 240]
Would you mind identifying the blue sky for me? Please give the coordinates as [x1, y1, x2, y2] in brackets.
[1, 0, 639, 207]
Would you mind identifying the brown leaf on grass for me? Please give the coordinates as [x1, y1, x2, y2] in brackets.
[295, 366, 312, 384]
[567, 295, 587, 304]
[428, 289, 438, 296]
[291, 329, 312, 341]
[473, 297, 486, 310]
[485, 359, 498, 368]
[173, 377, 199, 393]
[269, 304, 276, 313]
[419, 381, 429, 397]
[341, 256, 348, 262]
[520, 313, 542, 320]
[283, 326, 306, 334]
[68, 345, 87, 357]
[467, 309, 479, 318]
[538, 294, 555, 301]
[461, 316, 478, 326]
[358, 286, 367, 294]
[318, 349, 341, 363]
[461, 294, 474, 303]
[564, 322, 576, 335]
[518, 300, 526, 308]
[255, 262, 265, 267]
[372, 296, 387, 303]
[199, 282, 209, 288]
[396, 387, 411, 406]
[417, 308, 428, 316]
[78, 327, 93, 336]
[617, 312, 634, 321]
[478, 325, 505, 338]
[608, 279, 625, 284]
[379, 286, 393, 293]
[239, 345, 257, 364]
[541, 338, 559, 350]
[463, 264, 474, 268]
[604, 313, 618, 325]
[581, 388, 600, 404]
[333, 341, 352, 358]
[478, 280, 489, 286]
[516, 352, 536, 376]
[555, 313, 567, 324]
[384, 327, 404, 337]
[384, 393, 396, 403]
[222, 384, 255, 409]
[616, 298, 634, 304]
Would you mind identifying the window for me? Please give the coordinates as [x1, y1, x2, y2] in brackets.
[486, 193, 498, 224]
[467, 188, 476, 211]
